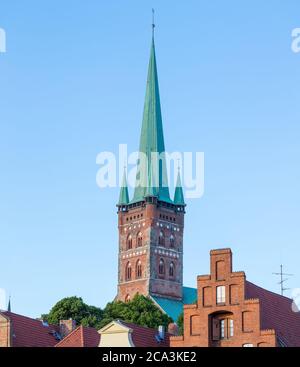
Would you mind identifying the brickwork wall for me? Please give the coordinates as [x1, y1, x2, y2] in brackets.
[117, 201, 184, 302]
[170, 249, 277, 347]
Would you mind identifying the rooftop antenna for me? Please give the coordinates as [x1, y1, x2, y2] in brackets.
[152, 8, 155, 38]
[272, 264, 293, 296]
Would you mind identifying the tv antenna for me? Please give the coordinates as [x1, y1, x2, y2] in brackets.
[272, 264, 293, 296]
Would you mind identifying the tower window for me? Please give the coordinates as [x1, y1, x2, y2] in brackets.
[216, 286, 226, 304]
[125, 294, 131, 303]
[169, 262, 175, 277]
[137, 232, 143, 247]
[125, 262, 132, 281]
[159, 259, 165, 275]
[136, 260, 142, 279]
[170, 235, 175, 248]
[127, 235, 132, 250]
[158, 231, 165, 246]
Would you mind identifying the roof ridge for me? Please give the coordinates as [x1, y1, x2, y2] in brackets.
[55, 325, 82, 347]
[246, 280, 292, 301]
[2, 311, 57, 327]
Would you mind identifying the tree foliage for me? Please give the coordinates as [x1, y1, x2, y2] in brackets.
[42, 296, 103, 329]
[177, 311, 184, 335]
[42, 294, 173, 331]
[99, 294, 173, 329]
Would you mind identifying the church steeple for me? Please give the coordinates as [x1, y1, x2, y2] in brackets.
[117, 25, 185, 304]
[118, 168, 129, 206]
[132, 35, 171, 204]
[174, 171, 185, 206]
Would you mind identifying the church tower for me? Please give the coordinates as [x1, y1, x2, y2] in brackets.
[116, 32, 185, 303]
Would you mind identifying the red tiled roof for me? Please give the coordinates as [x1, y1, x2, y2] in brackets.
[56, 321, 170, 347]
[122, 322, 170, 347]
[245, 281, 300, 347]
[55, 325, 100, 347]
[2, 311, 60, 347]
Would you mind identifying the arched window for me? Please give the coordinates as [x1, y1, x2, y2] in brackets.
[137, 232, 143, 247]
[136, 260, 142, 278]
[170, 235, 175, 248]
[127, 235, 132, 250]
[169, 262, 175, 277]
[125, 294, 131, 303]
[125, 262, 132, 281]
[159, 259, 165, 275]
[158, 231, 165, 246]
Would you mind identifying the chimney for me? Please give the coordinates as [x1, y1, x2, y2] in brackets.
[59, 319, 76, 338]
[158, 325, 165, 340]
[168, 323, 179, 336]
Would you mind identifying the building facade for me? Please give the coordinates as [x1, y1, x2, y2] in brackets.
[171, 248, 300, 347]
[116, 35, 186, 304]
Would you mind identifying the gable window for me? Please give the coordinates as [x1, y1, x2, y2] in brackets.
[125, 262, 132, 281]
[159, 259, 165, 275]
[216, 286, 226, 304]
[169, 262, 175, 277]
[158, 231, 165, 246]
[136, 260, 142, 279]
[137, 232, 143, 247]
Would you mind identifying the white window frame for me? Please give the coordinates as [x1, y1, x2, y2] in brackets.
[229, 319, 234, 337]
[217, 286, 226, 304]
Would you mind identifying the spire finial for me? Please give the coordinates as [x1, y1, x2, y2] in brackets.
[152, 8, 155, 38]
[7, 295, 11, 312]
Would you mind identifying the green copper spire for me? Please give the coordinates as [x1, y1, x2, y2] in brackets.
[132, 36, 171, 204]
[174, 171, 185, 205]
[118, 169, 129, 205]
[145, 164, 158, 198]
[7, 297, 11, 312]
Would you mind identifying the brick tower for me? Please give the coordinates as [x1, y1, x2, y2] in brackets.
[116, 34, 186, 302]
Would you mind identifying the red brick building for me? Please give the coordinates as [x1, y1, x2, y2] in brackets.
[171, 248, 300, 347]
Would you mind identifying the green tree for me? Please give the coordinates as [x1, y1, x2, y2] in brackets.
[42, 296, 103, 329]
[99, 294, 173, 329]
[177, 312, 184, 335]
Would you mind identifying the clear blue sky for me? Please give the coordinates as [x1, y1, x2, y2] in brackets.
[0, 0, 299, 318]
